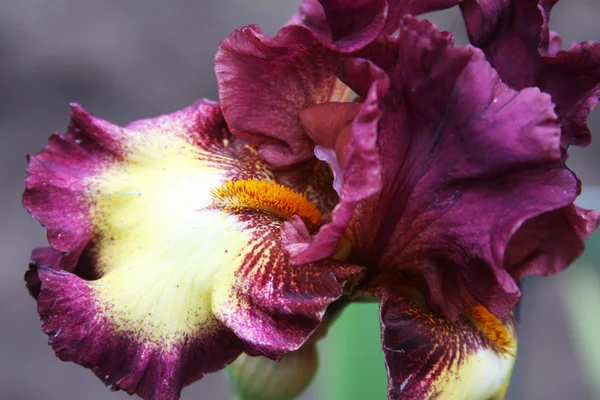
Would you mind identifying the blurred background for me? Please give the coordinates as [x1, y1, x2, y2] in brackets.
[1, 1, 599, 399]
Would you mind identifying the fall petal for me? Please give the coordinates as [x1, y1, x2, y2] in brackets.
[213, 246, 362, 358]
[25, 247, 62, 299]
[37, 267, 243, 400]
[24, 101, 360, 399]
[23, 105, 122, 271]
[378, 285, 516, 400]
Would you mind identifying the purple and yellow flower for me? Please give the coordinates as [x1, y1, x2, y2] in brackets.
[24, 1, 600, 399]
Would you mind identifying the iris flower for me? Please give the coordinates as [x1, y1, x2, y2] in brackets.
[23, 1, 600, 399]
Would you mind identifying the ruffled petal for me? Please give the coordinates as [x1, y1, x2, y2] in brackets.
[25, 247, 62, 298]
[460, 0, 554, 89]
[37, 267, 243, 400]
[378, 285, 516, 400]
[288, 0, 387, 52]
[213, 248, 361, 358]
[461, 0, 600, 147]
[215, 24, 344, 168]
[506, 202, 600, 281]
[23, 106, 122, 270]
[540, 41, 600, 148]
[24, 101, 361, 399]
[345, 17, 583, 319]
[288, 0, 463, 52]
[284, 58, 389, 264]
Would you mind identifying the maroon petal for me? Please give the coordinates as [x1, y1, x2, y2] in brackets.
[23, 105, 122, 271]
[213, 244, 363, 358]
[288, 0, 388, 53]
[283, 58, 389, 264]
[289, 0, 463, 52]
[25, 247, 62, 299]
[461, 0, 600, 147]
[36, 267, 243, 400]
[378, 285, 517, 400]
[460, 0, 554, 89]
[540, 41, 600, 148]
[506, 202, 600, 281]
[346, 17, 583, 319]
[215, 24, 344, 168]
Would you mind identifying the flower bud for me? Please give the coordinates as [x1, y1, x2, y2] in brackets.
[227, 343, 318, 400]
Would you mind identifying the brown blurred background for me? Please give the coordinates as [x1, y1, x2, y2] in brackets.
[1, 1, 598, 399]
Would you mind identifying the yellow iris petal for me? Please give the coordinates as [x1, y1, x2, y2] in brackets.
[85, 130, 276, 347]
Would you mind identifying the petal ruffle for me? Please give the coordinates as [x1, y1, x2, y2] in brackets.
[378, 285, 516, 400]
[540, 41, 600, 148]
[23, 106, 122, 270]
[288, 0, 463, 52]
[460, 0, 553, 89]
[37, 267, 243, 400]
[461, 0, 600, 147]
[24, 101, 361, 399]
[505, 202, 600, 281]
[213, 241, 361, 358]
[287, 0, 387, 53]
[25, 246, 62, 298]
[216, 25, 344, 168]
[345, 17, 581, 319]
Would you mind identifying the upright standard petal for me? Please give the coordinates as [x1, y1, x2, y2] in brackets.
[216, 23, 389, 267]
[378, 285, 516, 400]
[288, 0, 463, 52]
[461, 0, 600, 147]
[24, 101, 361, 399]
[216, 25, 343, 168]
[344, 17, 590, 319]
[286, 58, 389, 264]
[540, 41, 600, 148]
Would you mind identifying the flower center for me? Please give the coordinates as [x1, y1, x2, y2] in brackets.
[465, 306, 516, 356]
[211, 179, 322, 227]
